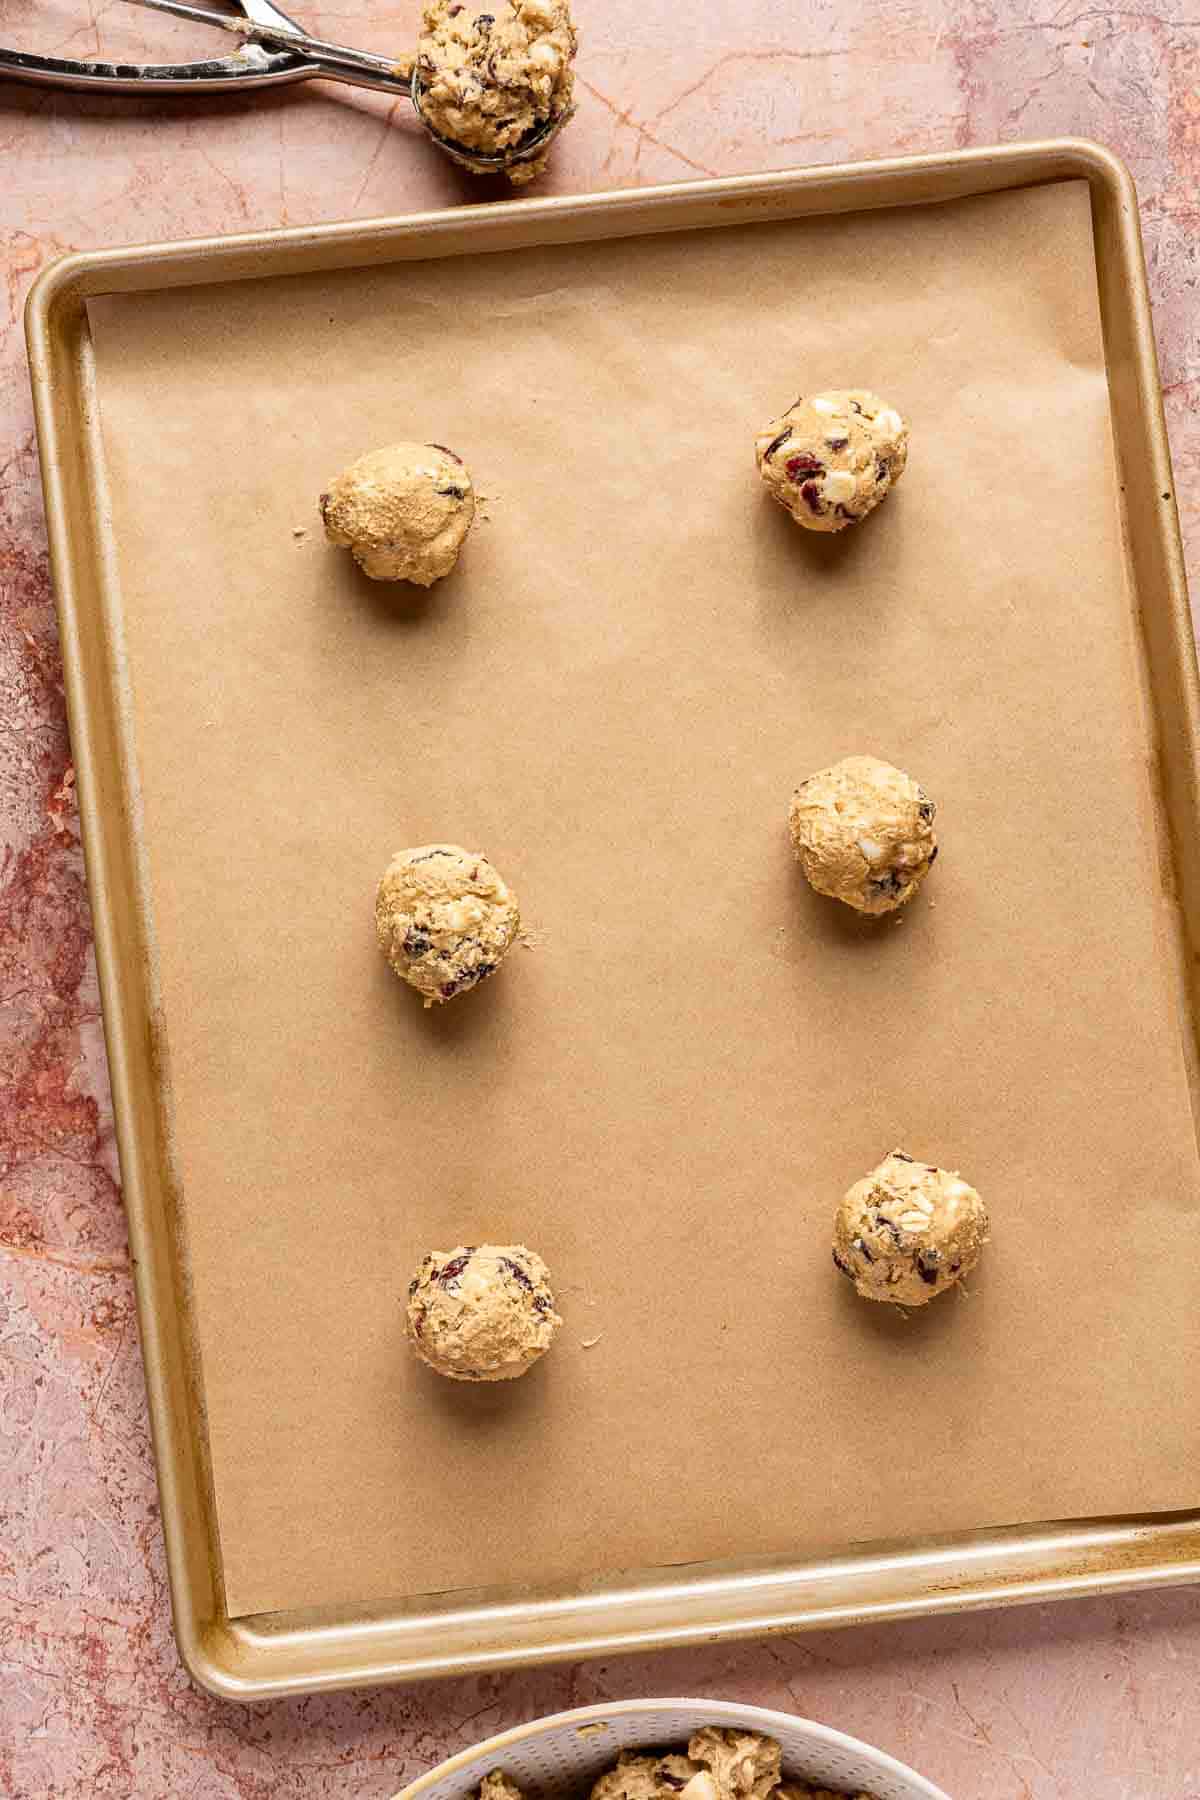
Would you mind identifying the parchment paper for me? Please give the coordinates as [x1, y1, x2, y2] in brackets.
[87, 179, 1200, 1621]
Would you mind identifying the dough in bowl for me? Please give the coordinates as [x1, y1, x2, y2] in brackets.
[478, 1733, 878, 1800]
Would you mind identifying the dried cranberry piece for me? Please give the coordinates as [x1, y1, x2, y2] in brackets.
[868, 869, 905, 900]
[927, 844, 939, 864]
[404, 930, 432, 958]
[532, 1294, 553, 1316]
[800, 480, 824, 513]
[786, 453, 824, 482]
[832, 1248, 854, 1278]
[916, 1250, 941, 1285]
[851, 1235, 874, 1263]
[764, 428, 792, 459]
[447, 961, 496, 995]
[437, 1253, 472, 1286]
[657, 1775, 687, 1792]
[501, 1256, 534, 1292]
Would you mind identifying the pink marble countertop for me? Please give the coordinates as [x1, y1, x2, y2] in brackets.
[2, 2, 1199, 1794]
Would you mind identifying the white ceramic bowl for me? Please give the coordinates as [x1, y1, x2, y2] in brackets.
[394, 1698, 951, 1800]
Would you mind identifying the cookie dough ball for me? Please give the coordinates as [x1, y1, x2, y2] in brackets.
[833, 1150, 989, 1306]
[376, 844, 520, 1006]
[406, 1243, 562, 1380]
[790, 754, 936, 915]
[320, 442, 474, 585]
[685, 1731, 782, 1800]
[415, 0, 577, 184]
[755, 389, 908, 532]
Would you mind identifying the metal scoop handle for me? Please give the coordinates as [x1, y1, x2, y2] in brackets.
[0, 0, 411, 97]
[122, 0, 413, 93]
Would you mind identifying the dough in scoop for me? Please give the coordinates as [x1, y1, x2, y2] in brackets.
[320, 442, 474, 584]
[376, 844, 520, 1006]
[833, 1150, 989, 1306]
[685, 1730, 782, 1800]
[755, 389, 908, 532]
[416, 0, 577, 184]
[789, 754, 937, 914]
[406, 1243, 562, 1380]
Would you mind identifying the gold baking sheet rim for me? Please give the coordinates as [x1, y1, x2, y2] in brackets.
[25, 140, 1200, 1701]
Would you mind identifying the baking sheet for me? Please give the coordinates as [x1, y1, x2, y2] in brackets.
[87, 177, 1200, 1623]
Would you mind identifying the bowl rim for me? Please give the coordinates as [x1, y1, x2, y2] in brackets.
[391, 1696, 952, 1800]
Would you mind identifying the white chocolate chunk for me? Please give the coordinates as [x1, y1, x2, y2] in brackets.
[823, 468, 857, 504]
